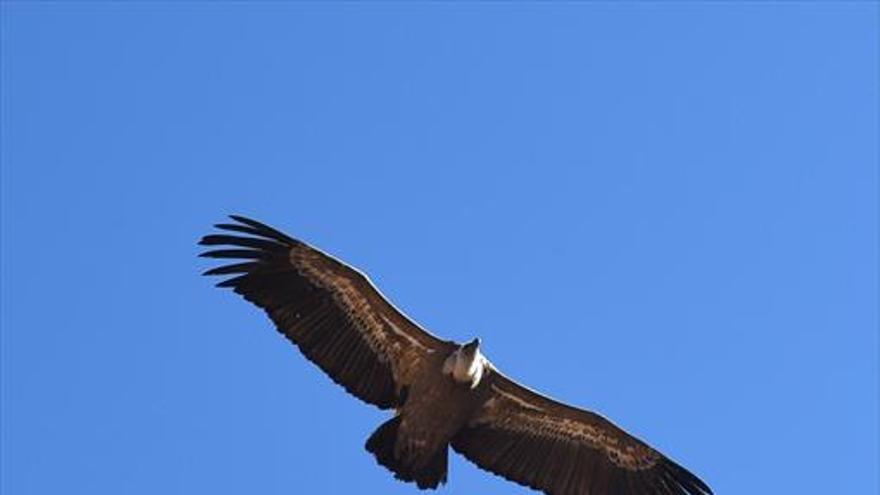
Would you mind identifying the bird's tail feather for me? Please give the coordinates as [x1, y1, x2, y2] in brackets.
[365, 416, 448, 490]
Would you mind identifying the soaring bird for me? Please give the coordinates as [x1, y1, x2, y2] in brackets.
[199, 215, 713, 495]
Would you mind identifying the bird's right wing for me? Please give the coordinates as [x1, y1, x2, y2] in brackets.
[452, 370, 712, 495]
[199, 216, 455, 409]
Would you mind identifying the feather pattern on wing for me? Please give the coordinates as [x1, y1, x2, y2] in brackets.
[452, 370, 713, 495]
[199, 215, 453, 409]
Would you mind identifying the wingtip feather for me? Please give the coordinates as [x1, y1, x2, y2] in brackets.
[227, 215, 295, 243]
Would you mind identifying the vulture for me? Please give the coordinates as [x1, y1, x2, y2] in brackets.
[199, 215, 713, 495]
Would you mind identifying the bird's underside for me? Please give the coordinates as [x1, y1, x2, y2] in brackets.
[199, 215, 713, 495]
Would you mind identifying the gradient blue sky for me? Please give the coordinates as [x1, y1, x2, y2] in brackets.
[2, 3, 877, 494]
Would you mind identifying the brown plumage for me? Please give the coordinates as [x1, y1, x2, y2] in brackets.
[199, 215, 713, 495]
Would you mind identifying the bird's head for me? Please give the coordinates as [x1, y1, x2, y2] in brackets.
[443, 337, 487, 388]
[463, 337, 481, 353]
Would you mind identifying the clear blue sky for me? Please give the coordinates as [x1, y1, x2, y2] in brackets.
[2, 3, 877, 494]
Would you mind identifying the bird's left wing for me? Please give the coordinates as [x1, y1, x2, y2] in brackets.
[199, 215, 455, 410]
[452, 370, 712, 495]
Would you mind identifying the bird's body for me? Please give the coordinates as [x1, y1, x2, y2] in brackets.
[375, 339, 490, 486]
[199, 216, 713, 495]
[376, 350, 486, 487]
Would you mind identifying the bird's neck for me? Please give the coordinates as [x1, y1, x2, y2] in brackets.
[443, 347, 487, 389]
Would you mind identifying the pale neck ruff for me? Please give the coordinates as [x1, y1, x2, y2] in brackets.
[443, 347, 487, 388]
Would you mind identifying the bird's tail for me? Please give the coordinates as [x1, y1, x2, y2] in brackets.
[365, 416, 448, 490]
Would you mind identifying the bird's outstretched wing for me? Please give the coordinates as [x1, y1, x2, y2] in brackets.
[452, 370, 712, 495]
[199, 215, 454, 409]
